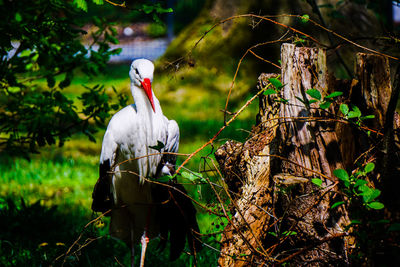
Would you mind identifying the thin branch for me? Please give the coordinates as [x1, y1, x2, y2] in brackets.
[104, 0, 126, 8]
[176, 81, 273, 174]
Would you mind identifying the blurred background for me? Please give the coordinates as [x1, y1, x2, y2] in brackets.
[1, 0, 399, 266]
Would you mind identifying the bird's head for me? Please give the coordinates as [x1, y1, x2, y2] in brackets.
[129, 59, 155, 112]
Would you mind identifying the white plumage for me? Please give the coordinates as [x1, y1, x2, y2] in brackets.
[91, 59, 200, 266]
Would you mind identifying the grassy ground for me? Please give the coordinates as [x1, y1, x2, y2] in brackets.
[0, 63, 258, 266]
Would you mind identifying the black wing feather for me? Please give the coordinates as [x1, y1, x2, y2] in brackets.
[153, 181, 202, 261]
[91, 159, 113, 214]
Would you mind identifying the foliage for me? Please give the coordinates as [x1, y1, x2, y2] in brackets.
[340, 103, 375, 126]
[333, 163, 384, 210]
[77, 0, 174, 24]
[304, 88, 343, 109]
[0, 0, 127, 157]
[146, 22, 167, 38]
[332, 162, 399, 263]
[140, 2, 173, 24]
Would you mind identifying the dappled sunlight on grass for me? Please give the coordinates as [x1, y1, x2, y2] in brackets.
[0, 157, 97, 209]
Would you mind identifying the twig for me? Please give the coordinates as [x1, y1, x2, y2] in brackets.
[277, 233, 347, 264]
[222, 38, 289, 123]
[55, 209, 112, 265]
[104, 0, 126, 8]
[176, 82, 273, 174]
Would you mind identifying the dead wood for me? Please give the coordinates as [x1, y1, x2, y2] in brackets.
[216, 43, 399, 266]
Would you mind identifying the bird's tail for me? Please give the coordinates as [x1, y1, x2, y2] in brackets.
[91, 159, 113, 214]
[153, 181, 202, 261]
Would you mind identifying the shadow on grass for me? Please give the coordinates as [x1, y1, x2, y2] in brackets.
[0, 197, 220, 267]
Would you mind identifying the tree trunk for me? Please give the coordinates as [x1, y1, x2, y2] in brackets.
[215, 44, 399, 265]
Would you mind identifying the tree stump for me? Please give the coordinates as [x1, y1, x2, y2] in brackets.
[215, 44, 399, 265]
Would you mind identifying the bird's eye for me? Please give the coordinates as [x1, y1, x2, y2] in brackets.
[135, 68, 140, 76]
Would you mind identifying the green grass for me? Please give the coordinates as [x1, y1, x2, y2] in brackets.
[0, 63, 259, 266]
[0, 154, 224, 266]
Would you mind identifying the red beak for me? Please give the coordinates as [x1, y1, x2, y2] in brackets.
[140, 78, 155, 112]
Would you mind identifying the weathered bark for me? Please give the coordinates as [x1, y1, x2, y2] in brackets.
[353, 54, 400, 216]
[355, 53, 392, 130]
[216, 44, 399, 266]
[215, 73, 281, 267]
[275, 44, 350, 264]
[279, 44, 343, 179]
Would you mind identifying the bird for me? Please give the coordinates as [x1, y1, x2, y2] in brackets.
[91, 58, 201, 266]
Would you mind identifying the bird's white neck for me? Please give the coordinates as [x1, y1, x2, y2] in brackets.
[131, 83, 162, 117]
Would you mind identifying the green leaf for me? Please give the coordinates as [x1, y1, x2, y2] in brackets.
[294, 37, 306, 45]
[154, 3, 173, 14]
[319, 101, 332, 109]
[360, 115, 375, 120]
[105, 32, 119, 44]
[282, 231, 297, 236]
[20, 49, 31, 57]
[309, 99, 318, 104]
[363, 188, 381, 203]
[367, 201, 384, 210]
[157, 7, 173, 13]
[268, 77, 283, 89]
[149, 140, 165, 152]
[311, 178, 322, 187]
[350, 219, 362, 225]
[340, 103, 349, 115]
[301, 14, 310, 23]
[15, 13, 22, 22]
[348, 105, 362, 118]
[354, 179, 368, 188]
[333, 169, 350, 182]
[358, 184, 369, 193]
[181, 171, 203, 183]
[158, 175, 174, 183]
[325, 91, 343, 99]
[73, 0, 88, 12]
[92, 0, 104, 5]
[7, 87, 21, 93]
[31, 53, 39, 62]
[364, 162, 375, 173]
[263, 88, 277, 95]
[352, 105, 361, 114]
[306, 89, 321, 100]
[111, 48, 122, 55]
[142, 4, 154, 14]
[347, 111, 361, 119]
[331, 201, 345, 209]
[268, 232, 278, 237]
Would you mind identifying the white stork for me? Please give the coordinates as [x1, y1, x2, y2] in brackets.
[91, 59, 200, 266]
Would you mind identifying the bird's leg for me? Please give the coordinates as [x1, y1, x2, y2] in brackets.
[139, 204, 153, 267]
[139, 230, 149, 267]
